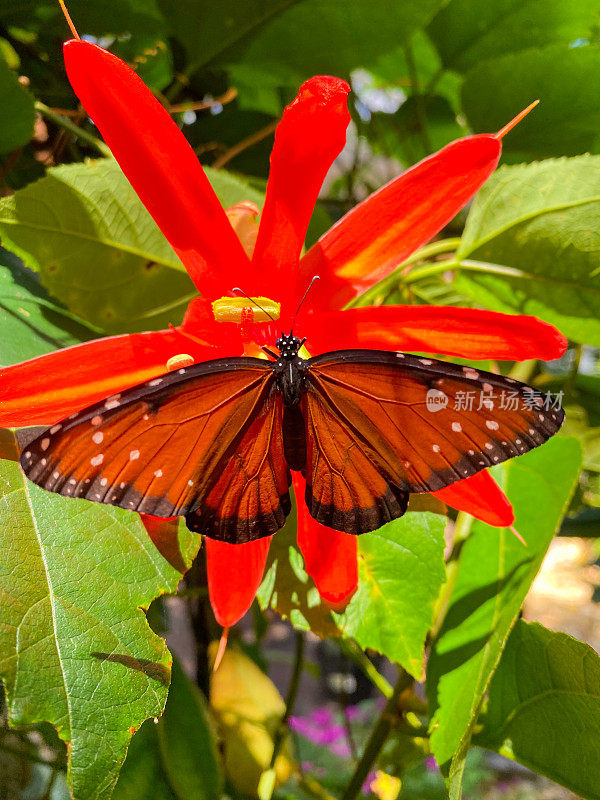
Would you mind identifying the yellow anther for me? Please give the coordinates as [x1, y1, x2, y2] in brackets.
[212, 296, 280, 324]
[166, 353, 195, 371]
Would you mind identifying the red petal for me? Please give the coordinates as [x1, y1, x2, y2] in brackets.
[250, 76, 350, 317]
[293, 474, 357, 610]
[433, 471, 514, 527]
[301, 306, 567, 361]
[63, 40, 250, 298]
[298, 135, 502, 312]
[0, 326, 219, 427]
[205, 537, 271, 627]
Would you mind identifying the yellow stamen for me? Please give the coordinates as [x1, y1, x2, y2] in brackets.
[212, 296, 280, 324]
[166, 353, 195, 371]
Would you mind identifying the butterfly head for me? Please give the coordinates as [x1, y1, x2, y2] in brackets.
[275, 333, 304, 361]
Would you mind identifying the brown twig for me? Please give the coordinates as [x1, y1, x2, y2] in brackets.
[212, 119, 278, 169]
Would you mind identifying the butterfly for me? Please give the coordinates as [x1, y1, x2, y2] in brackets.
[20, 331, 564, 543]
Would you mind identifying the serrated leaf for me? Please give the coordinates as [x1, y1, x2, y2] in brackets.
[335, 512, 446, 679]
[476, 620, 600, 800]
[259, 510, 446, 678]
[114, 659, 222, 800]
[0, 247, 96, 366]
[0, 160, 264, 334]
[427, 0, 598, 73]
[455, 156, 600, 347]
[0, 432, 192, 800]
[427, 437, 582, 778]
[0, 58, 34, 153]
[461, 44, 600, 160]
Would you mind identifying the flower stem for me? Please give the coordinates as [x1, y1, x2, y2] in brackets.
[35, 102, 112, 158]
[338, 639, 393, 698]
[431, 512, 473, 639]
[345, 237, 461, 309]
[340, 669, 412, 800]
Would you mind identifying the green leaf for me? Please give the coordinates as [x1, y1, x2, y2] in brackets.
[461, 44, 600, 160]
[455, 155, 600, 347]
[168, 0, 444, 84]
[427, 0, 598, 73]
[0, 58, 34, 154]
[336, 512, 446, 679]
[427, 436, 582, 775]
[0, 247, 96, 366]
[476, 620, 600, 800]
[0, 434, 193, 800]
[259, 508, 446, 679]
[114, 659, 222, 800]
[0, 160, 264, 334]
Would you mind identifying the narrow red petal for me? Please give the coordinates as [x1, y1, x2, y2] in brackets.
[250, 76, 350, 317]
[433, 471, 514, 527]
[301, 306, 567, 361]
[0, 326, 218, 427]
[298, 134, 502, 313]
[63, 40, 250, 298]
[205, 537, 271, 627]
[293, 474, 357, 610]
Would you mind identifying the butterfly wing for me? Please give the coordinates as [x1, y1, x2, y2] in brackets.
[302, 349, 564, 534]
[20, 358, 291, 543]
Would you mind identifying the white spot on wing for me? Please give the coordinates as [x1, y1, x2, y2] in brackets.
[419, 358, 433, 365]
[129, 450, 140, 461]
[154, 469, 163, 478]
[100, 477, 108, 486]
[91, 415, 103, 426]
[91, 454, 104, 466]
[463, 367, 479, 380]
[149, 378, 163, 386]
[432, 444, 441, 453]
[486, 420, 499, 430]
[451, 422, 462, 432]
[105, 395, 121, 410]
[41, 438, 50, 451]
[92, 431, 104, 444]
[50, 424, 62, 434]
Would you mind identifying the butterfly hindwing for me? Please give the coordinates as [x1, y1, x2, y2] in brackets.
[303, 349, 564, 533]
[21, 358, 291, 542]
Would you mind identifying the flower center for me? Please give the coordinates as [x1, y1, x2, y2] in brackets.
[211, 296, 280, 324]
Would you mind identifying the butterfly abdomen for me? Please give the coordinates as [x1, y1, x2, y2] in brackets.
[283, 405, 306, 471]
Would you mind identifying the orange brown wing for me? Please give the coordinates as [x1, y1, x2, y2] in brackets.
[20, 358, 291, 543]
[302, 349, 564, 534]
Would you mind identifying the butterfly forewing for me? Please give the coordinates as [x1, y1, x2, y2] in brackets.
[303, 350, 564, 532]
[20, 358, 290, 541]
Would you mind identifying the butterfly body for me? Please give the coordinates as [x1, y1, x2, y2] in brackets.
[20, 341, 564, 544]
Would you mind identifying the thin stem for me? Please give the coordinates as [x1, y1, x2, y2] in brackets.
[344, 237, 461, 309]
[168, 87, 238, 115]
[338, 639, 393, 699]
[402, 257, 528, 285]
[35, 102, 111, 157]
[341, 670, 412, 800]
[213, 119, 278, 169]
[565, 343, 583, 394]
[431, 512, 474, 639]
[259, 631, 304, 800]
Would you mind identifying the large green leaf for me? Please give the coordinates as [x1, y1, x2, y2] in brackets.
[166, 0, 444, 84]
[427, 436, 582, 776]
[259, 509, 446, 679]
[427, 0, 598, 73]
[113, 659, 222, 800]
[0, 433, 197, 800]
[336, 512, 446, 679]
[0, 160, 264, 335]
[461, 44, 600, 160]
[0, 248, 96, 366]
[477, 620, 600, 800]
[0, 58, 34, 154]
[455, 155, 600, 347]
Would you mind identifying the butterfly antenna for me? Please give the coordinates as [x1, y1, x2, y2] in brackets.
[231, 288, 277, 323]
[291, 275, 320, 332]
[213, 627, 229, 672]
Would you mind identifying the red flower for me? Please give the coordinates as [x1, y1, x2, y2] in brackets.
[0, 38, 566, 630]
